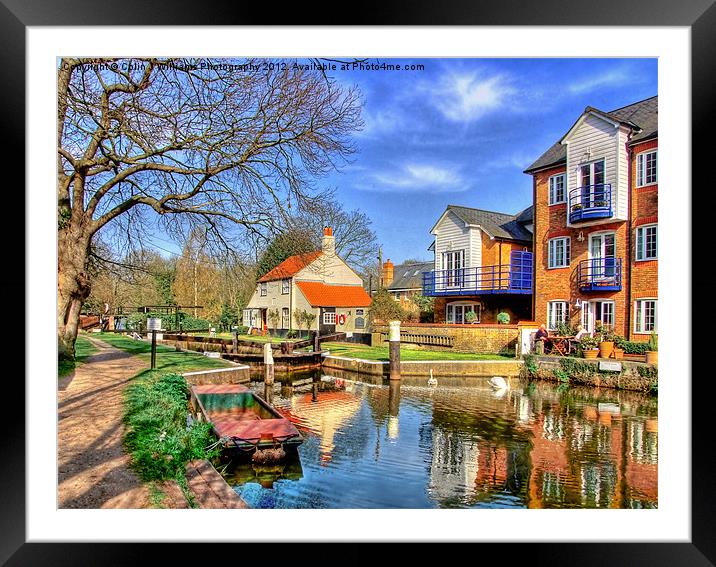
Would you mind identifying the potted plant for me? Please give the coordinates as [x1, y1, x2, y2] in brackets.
[496, 311, 510, 324]
[645, 332, 658, 365]
[594, 200, 608, 207]
[596, 323, 615, 359]
[580, 335, 599, 359]
[464, 310, 478, 324]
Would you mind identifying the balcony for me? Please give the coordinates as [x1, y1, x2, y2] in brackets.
[569, 184, 613, 224]
[577, 258, 622, 292]
[423, 251, 532, 297]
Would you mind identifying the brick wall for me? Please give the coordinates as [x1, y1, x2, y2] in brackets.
[374, 322, 519, 354]
[629, 139, 658, 341]
[433, 295, 531, 324]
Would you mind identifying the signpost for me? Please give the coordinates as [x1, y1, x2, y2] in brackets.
[147, 318, 161, 370]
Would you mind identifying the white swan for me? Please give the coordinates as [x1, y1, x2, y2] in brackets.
[427, 369, 438, 387]
[488, 376, 509, 390]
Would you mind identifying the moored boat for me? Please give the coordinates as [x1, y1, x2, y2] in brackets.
[190, 384, 303, 453]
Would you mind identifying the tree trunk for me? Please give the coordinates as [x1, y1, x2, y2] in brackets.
[57, 226, 92, 360]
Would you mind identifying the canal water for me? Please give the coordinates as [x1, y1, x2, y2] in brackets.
[217, 370, 657, 509]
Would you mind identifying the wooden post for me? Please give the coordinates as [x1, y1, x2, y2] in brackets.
[389, 320, 401, 381]
[263, 343, 274, 385]
[388, 379, 401, 439]
[232, 327, 238, 354]
[313, 330, 320, 353]
[150, 329, 157, 369]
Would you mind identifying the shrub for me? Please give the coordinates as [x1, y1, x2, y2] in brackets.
[522, 354, 538, 378]
[647, 332, 658, 352]
[465, 310, 477, 324]
[614, 336, 649, 355]
[554, 368, 570, 383]
[123, 372, 219, 484]
[286, 329, 298, 339]
[496, 312, 510, 324]
[370, 288, 408, 323]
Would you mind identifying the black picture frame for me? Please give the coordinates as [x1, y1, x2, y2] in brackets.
[6, 0, 708, 563]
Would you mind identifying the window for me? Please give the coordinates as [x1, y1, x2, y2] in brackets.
[636, 224, 658, 260]
[549, 174, 566, 205]
[582, 300, 615, 332]
[260, 282, 267, 296]
[356, 309, 364, 316]
[548, 237, 571, 268]
[635, 299, 658, 333]
[547, 301, 569, 331]
[355, 317, 365, 329]
[442, 249, 465, 287]
[323, 312, 336, 325]
[281, 308, 290, 329]
[637, 151, 658, 186]
[281, 279, 290, 294]
[446, 302, 480, 324]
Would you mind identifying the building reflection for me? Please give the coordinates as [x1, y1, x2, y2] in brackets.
[423, 382, 657, 509]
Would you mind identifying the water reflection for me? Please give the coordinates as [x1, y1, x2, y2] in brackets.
[224, 371, 657, 509]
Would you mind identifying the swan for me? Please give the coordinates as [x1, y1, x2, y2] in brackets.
[427, 369, 438, 387]
[488, 376, 509, 390]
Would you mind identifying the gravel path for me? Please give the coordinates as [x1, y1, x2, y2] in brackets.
[58, 337, 157, 508]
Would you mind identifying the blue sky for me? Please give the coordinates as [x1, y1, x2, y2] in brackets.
[323, 58, 657, 263]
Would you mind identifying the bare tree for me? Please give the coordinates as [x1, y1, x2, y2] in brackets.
[57, 57, 362, 358]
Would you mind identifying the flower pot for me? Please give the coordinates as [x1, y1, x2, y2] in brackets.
[613, 348, 624, 360]
[645, 351, 658, 365]
[583, 349, 599, 359]
[598, 341, 614, 359]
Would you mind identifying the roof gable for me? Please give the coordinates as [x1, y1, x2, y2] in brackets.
[440, 205, 532, 242]
[387, 261, 433, 291]
[257, 251, 322, 282]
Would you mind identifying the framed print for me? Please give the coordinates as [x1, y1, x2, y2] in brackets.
[7, 0, 711, 563]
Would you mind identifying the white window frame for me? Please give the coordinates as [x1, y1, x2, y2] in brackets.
[281, 278, 290, 295]
[635, 224, 658, 261]
[548, 237, 571, 269]
[636, 150, 658, 187]
[260, 282, 267, 297]
[549, 173, 566, 205]
[323, 312, 336, 325]
[547, 301, 569, 331]
[281, 307, 290, 329]
[634, 299, 658, 334]
[582, 300, 616, 332]
[446, 301, 481, 324]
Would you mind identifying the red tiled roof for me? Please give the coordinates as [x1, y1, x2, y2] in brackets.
[296, 281, 372, 308]
[257, 251, 322, 282]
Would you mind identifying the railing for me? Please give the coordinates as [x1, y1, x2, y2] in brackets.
[422, 251, 532, 296]
[568, 184, 613, 223]
[380, 332, 454, 348]
[577, 257, 622, 291]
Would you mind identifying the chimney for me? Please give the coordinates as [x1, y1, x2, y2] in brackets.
[322, 226, 335, 255]
[382, 259, 394, 287]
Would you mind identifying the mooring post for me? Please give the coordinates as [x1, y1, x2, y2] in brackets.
[150, 329, 157, 369]
[232, 326, 238, 354]
[313, 330, 320, 353]
[389, 320, 401, 380]
[264, 342, 274, 385]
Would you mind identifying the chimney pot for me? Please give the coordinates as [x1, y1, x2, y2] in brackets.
[323, 227, 333, 236]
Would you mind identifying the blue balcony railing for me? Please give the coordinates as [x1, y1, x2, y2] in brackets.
[568, 184, 613, 223]
[577, 257, 622, 291]
[423, 251, 532, 296]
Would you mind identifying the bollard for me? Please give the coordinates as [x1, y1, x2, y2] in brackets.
[150, 329, 157, 369]
[388, 320, 401, 381]
[263, 342, 274, 385]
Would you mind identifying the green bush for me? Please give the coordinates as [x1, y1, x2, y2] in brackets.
[614, 336, 649, 354]
[124, 372, 219, 483]
[496, 312, 511, 324]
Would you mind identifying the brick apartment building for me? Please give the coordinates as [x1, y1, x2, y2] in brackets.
[524, 96, 657, 341]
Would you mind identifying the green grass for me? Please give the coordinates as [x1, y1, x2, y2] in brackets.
[123, 371, 219, 499]
[93, 332, 231, 374]
[321, 342, 514, 361]
[58, 335, 98, 377]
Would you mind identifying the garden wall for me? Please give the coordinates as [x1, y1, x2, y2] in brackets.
[522, 355, 658, 393]
[372, 323, 520, 354]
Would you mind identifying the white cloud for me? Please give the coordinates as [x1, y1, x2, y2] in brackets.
[568, 67, 633, 95]
[357, 109, 401, 137]
[429, 72, 516, 122]
[363, 163, 467, 193]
